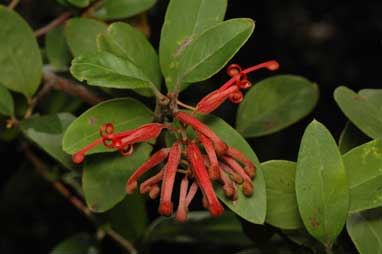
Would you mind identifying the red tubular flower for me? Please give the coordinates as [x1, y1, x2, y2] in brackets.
[197, 132, 220, 180]
[194, 85, 239, 114]
[139, 170, 164, 194]
[174, 111, 228, 155]
[126, 148, 170, 194]
[185, 182, 198, 207]
[72, 123, 168, 164]
[187, 142, 224, 217]
[222, 156, 253, 197]
[159, 141, 181, 216]
[195, 60, 279, 115]
[226, 146, 256, 179]
[176, 174, 189, 222]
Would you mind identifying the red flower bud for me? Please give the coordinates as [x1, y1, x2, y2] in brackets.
[187, 142, 224, 217]
[174, 111, 227, 155]
[197, 132, 220, 180]
[226, 146, 256, 179]
[159, 141, 181, 216]
[195, 85, 239, 114]
[119, 123, 167, 146]
[176, 174, 189, 222]
[126, 148, 170, 194]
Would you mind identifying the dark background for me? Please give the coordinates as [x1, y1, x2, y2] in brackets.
[1, 0, 381, 253]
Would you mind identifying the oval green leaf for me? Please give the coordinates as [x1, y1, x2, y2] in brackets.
[20, 113, 76, 170]
[199, 114, 266, 224]
[347, 208, 382, 254]
[63, 98, 153, 155]
[46, 26, 71, 70]
[71, 51, 154, 90]
[104, 194, 148, 242]
[83, 143, 152, 212]
[51, 233, 99, 254]
[343, 139, 382, 213]
[0, 6, 42, 97]
[262, 160, 303, 229]
[295, 120, 349, 247]
[159, 0, 227, 91]
[65, 18, 107, 57]
[178, 18, 254, 84]
[237, 75, 319, 138]
[339, 122, 371, 154]
[334, 86, 382, 139]
[97, 22, 161, 94]
[0, 84, 14, 116]
[67, 0, 90, 8]
[92, 0, 157, 20]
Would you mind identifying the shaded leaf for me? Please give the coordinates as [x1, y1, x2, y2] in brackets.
[343, 139, 382, 213]
[92, 0, 157, 20]
[0, 84, 14, 116]
[143, 211, 251, 246]
[339, 122, 371, 154]
[178, 18, 254, 84]
[159, 0, 227, 91]
[0, 6, 42, 97]
[71, 51, 154, 90]
[295, 120, 349, 247]
[334, 86, 382, 139]
[67, 0, 90, 8]
[262, 160, 303, 229]
[199, 114, 266, 224]
[104, 194, 148, 242]
[83, 143, 152, 212]
[237, 75, 319, 137]
[97, 22, 161, 95]
[45, 25, 71, 70]
[65, 18, 107, 57]
[347, 208, 382, 254]
[51, 233, 99, 254]
[21, 113, 76, 170]
[63, 98, 153, 155]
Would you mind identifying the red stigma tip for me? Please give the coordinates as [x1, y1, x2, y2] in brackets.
[72, 153, 84, 164]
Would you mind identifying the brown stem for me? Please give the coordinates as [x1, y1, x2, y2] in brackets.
[44, 70, 103, 105]
[35, 11, 72, 38]
[176, 99, 196, 111]
[24, 82, 53, 118]
[23, 144, 137, 254]
[8, 0, 19, 9]
[81, 0, 104, 17]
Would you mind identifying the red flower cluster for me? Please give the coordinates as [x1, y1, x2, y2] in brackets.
[72, 60, 279, 221]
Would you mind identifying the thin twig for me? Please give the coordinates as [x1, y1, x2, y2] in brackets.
[81, 0, 103, 17]
[8, 0, 19, 9]
[35, 11, 72, 38]
[44, 70, 103, 105]
[176, 99, 196, 111]
[23, 144, 138, 254]
[24, 82, 53, 118]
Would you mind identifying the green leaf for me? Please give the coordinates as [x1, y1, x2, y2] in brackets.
[51, 233, 99, 254]
[63, 98, 153, 155]
[343, 139, 382, 213]
[45, 26, 71, 70]
[334, 86, 382, 139]
[295, 120, 349, 247]
[21, 113, 76, 170]
[67, 0, 90, 8]
[347, 208, 382, 254]
[65, 18, 107, 57]
[92, 0, 157, 20]
[339, 122, 371, 154]
[159, 0, 227, 91]
[0, 84, 14, 116]
[199, 114, 266, 224]
[262, 160, 303, 229]
[104, 194, 148, 242]
[177, 18, 254, 84]
[83, 143, 152, 212]
[97, 22, 161, 95]
[0, 6, 42, 97]
[237, 75, 319, 138]
[70, 51, 154, 90]
[143, 211, 251, 246]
